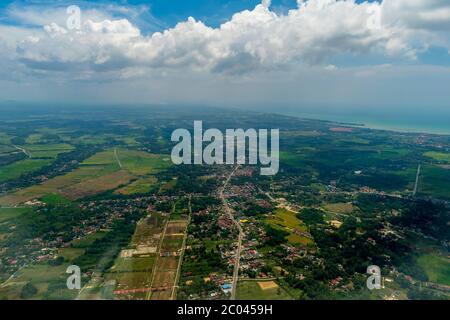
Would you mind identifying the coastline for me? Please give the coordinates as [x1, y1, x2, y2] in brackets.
[350, 122, 450, 136]
[275, 111, 450, 136]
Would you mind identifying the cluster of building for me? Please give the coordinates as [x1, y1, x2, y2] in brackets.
[0, 196, 157, 282]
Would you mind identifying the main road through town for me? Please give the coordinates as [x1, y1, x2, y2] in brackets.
[219, 165, 242, 300]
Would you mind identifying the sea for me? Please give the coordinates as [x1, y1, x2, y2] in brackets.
[268, 108, 450, 136]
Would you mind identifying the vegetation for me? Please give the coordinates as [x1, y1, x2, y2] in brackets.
[0, 106, 448, 300]
[237, 281, 293, 300]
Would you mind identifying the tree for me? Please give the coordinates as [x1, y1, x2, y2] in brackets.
[48, 256, 65, 266]
[20, 282, 38, 299]
[265, 226, 289, 246]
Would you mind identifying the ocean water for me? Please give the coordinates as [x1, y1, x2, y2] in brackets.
[269, 109, 450, 135]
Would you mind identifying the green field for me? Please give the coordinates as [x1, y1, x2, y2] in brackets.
[424, 151, 450, 163]
[266, 208, 312, 245]
[323, 203, 354, 214]
[236, 280, 293, 300]
[109, 257, 155, 273]
[0, 144, 15, 154]
[417, 254, 450, 285]
[104, 215, 160, 299]
[0, 133, 12, 144]
[0, 159, 52, 183]
[72, 231, 109, 248]
[39, 193, 71, 205]
[115, 136, 140, 146]
[115, 176, 158, 195]
[279, 151, 307, 168]
[0, 207, 30, 223]
[160, 178, 177, 192]
[419, 165, 450, 200]
[82, 149, 120, 167]
[336, 137, 370, 145]
[0, 149, 119, 204]
[25, 134, 44, 144]
[0, 262, 78, 300]
[118, 148, 172, 175]
[59, 247, 85, 261]
[373, 146, 411, 160]
[104, 271, 151, 293]
[162, 235, 184, 251]
[0, 147, 174, 205]
[0, 231, 96, 299]
[25, 143, 74, 158]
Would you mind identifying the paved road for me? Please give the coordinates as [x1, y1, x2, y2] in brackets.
[114, 147, 123, 168]
[219, 166, 242, 300]
[259, 188, 275, 202]
[231, 225, 243, 300]
[413, 163, 421, 196]
[0, 265, 26, 288]
[146, 214, 170, 300]
[171, 195, 192, 300]
[12, 145, 31, 158]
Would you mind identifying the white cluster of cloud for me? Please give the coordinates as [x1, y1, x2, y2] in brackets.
[383, 0, 450, 31]
[1, 0, 450, 110]
[3, 0, 448, 78]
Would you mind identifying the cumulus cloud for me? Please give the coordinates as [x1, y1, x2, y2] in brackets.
[2, 0, 450, 78]
[382, 0, 450, 31]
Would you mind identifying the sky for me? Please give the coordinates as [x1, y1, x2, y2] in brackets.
[0, 0, 449, 116]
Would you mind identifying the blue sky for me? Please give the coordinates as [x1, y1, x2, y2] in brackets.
[0, 0, 384, 31]
[0, 0, 449, 112]
[1, 1, 300, 28]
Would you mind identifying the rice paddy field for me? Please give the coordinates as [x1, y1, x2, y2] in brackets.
[424, 151, 450, 163]
[117, 148, 172, 175]
[0, 148, 172, 205]
[0, 159, 52, 183]
[0, 207, 30, 223]
[0, 133, 12, 144]
[0, 141, 76, 186]
[416, 253, 450, 286]
[266, 208, 313, 246]
[0, 231, 97, 300]
[148, 219, 188, 300]
[103, 213, 175, 300]
[24, 144, 74, 158]
[417, 165, 450, 200]
[323, 203, 354, 214]
[114, 176, 158, 195]
[0, 263, 77, 300]
[236, 280, 293, 300]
